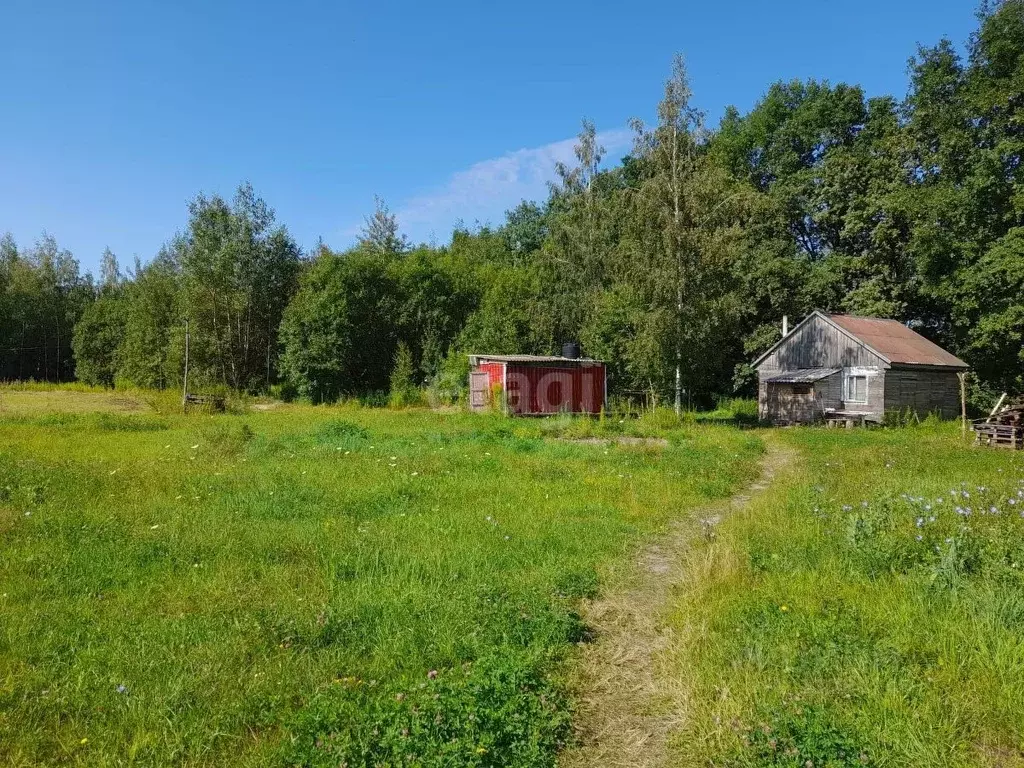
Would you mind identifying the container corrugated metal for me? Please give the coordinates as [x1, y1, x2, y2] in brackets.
[469, 357, 606, 415]
[506, 363, 605, 415]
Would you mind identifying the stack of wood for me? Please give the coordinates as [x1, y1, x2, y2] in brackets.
[973, 394, 1024, 449]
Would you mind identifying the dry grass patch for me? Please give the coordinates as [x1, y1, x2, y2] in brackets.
[0, 389, 152, 415]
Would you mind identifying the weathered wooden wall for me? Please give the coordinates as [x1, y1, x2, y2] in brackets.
[818, 373, 843, 411]
[857, 368, 886, 422]
[757, 315, 886, 373]
[757, 372, 843, 423]
[884, 367, 961, 419]
[760, 384, 820, 423]
[756, 314, 964, 424]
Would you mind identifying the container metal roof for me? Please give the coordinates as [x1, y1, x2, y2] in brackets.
[765, 368, 840, 384]
[827, 314, 968, 368]
[468, 354, 604, 365]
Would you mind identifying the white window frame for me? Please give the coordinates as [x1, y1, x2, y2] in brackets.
[844, 374, 868, 404]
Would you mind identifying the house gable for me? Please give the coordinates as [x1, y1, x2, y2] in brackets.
[755, 312, 889, 373]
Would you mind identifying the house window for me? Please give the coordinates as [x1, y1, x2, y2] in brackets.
[792, 384, 812, 395]
[845, 375, 868, 404]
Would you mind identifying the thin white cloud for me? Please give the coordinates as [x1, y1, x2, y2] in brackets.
[391, 127, 633, 244]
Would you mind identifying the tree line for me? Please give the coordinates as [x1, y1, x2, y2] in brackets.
[2, 1, 1023, 408]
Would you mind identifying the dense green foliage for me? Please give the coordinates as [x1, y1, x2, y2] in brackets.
[70, 294, 124, 387]
[179, 185, 302, 391]
[0, 390, 760, 766]
[0, 233, 92, 383]
[3, 2, 1023, 404]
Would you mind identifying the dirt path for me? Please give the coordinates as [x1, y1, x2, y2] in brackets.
[561, 438, 795, 768]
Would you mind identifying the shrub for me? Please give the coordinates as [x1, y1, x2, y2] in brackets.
[429, 349, 471, 406]
[283, 650, 570, 768]
[389, 343, 422, 408]
[269, 380, 298, 402]
[199, 421, 255, 457]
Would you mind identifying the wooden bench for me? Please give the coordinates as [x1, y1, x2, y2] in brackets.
[824, 411, 868, 429]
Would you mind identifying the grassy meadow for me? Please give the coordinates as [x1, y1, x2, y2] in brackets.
[672, 424, 1024, 767]
[0, 389, 762, 766]
[4, 386, 1023, 768]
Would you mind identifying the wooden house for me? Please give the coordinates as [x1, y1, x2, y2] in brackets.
[754, 311, 968, 425]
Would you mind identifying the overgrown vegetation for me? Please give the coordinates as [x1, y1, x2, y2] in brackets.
[2, 2, 1023, 408]
[0, 390, 761, 766]
[671, 425, 1024, 767]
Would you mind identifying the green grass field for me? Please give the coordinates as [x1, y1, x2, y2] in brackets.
[671, 424, 1024, 767]
[0, 392, 762, 766]
[3, 389, 1023, 767]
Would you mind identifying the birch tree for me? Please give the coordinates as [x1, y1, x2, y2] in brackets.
[544, 119, 625, 346]
[181, 184, 301, 391]
[629, 55, 747, 411]
[360, 196, 409, 255]
[99, 248, 121, 293]
[116, 245, 183, 389]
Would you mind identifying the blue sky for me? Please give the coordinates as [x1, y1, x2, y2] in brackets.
[1, 0, 980, 274]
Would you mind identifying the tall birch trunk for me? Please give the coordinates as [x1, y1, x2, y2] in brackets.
[672, 122, 683, 416]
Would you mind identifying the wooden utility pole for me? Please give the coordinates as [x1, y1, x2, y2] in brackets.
[182, 319, 190, 411]
[958, 371, 967, 438]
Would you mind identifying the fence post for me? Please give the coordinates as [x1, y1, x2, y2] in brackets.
[958, 371, 967, 439]
[182, 319, 190, 411]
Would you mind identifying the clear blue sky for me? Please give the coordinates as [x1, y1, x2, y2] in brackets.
[1, 0, 979, 274]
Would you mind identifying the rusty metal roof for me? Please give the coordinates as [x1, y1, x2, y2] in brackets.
[827, 314, 968, 368]
[765, 368, 840, 384]
[468, 354, 604, 365]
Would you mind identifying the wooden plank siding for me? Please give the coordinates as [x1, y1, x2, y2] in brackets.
[757, 315, 887, 373]
[817, 372, 843, 411]
[757, 315, 888, 423]
[758, 370, 883, 423]
[757, 372, 843, 423]
[883, 367, 961, 419]
[756, 314, 964, 424]
[857, 368, 886, 422]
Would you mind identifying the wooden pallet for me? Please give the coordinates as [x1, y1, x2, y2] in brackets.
[972, 421, 1024, 449]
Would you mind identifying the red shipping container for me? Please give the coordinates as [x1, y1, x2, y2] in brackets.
[467, 354, 606, 415]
